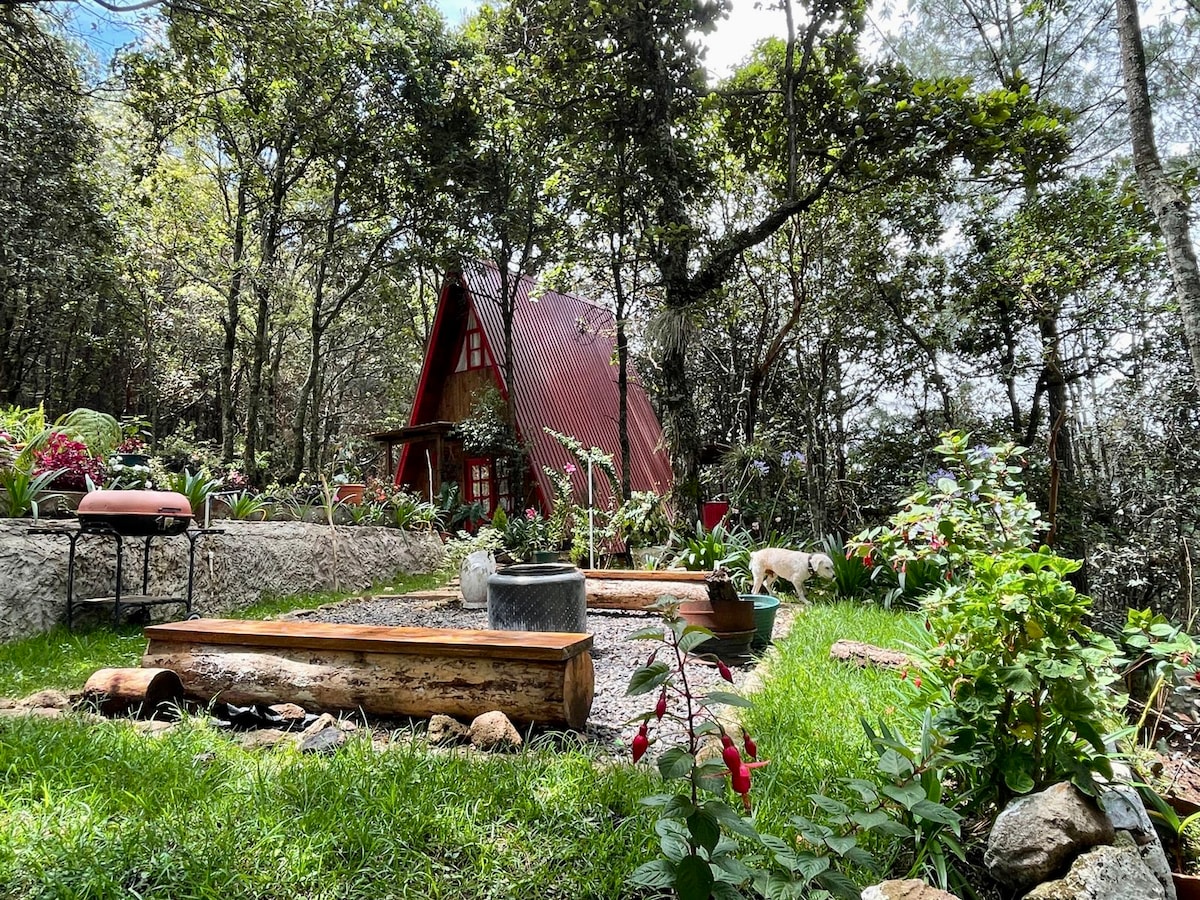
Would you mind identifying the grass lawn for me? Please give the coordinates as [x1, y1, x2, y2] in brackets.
[0, 598, 916, 899]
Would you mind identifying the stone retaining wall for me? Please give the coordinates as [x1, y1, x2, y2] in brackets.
[0, 520, 445, 642]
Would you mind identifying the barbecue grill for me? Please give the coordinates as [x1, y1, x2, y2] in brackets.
[77, 490, 192, 536]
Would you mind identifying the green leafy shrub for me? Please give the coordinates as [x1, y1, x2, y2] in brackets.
[1117, 608, 1200, 745]
[226, 491, 267, 521]
[674, 522, 753, 587]
[0, 467, 66, 517]
[849, 430, 1045, 587]
[911, 547, 1118, 803]
[615, 490, 675, 548]
[167, 469, 223, 515]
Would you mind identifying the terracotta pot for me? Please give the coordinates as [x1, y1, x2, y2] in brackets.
[335, 483, 365, 505]
[679, 596, 755, 633]
[1174, 872, 1200, 900]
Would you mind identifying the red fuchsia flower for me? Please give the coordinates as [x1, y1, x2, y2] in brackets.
[742, 730, 757, 761]
[863, 554, 875, 569]
[654, 689, 668, 720]
[731, 764, 753, 811]
[717, 660, 734, 683]
[721, 734, 742, 772]
[631, 723, 650, 763]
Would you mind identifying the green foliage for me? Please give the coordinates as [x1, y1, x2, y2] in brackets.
[673, 523, 753, 588]
[1117, 608, 1200, 745]
[0, 467, 66, 518]
[850, 430, 1045, 588]
[0, 404, 47, 448]
[226, 491, 267, 521]
[614, 490, 675, 548]
[52, 408, 124, 460]
[820, 535, 875, 601]
[912, 547, 1119, 802]
[166, 469, 223, 515]
[383, 492, 438, 531]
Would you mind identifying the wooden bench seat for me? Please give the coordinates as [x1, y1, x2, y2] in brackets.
[143, 618, 594, 729]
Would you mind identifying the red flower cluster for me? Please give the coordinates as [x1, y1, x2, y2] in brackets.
[33, 433, 106, 491]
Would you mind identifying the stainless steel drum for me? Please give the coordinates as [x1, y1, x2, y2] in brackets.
[487, 563, 587, 633]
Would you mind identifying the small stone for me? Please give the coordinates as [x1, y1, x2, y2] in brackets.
[985, 783, 1115, 891]
[268, 703, 307, 723]
[299, 727, 346, 754]
[861, 879, 960, 900]
[300, 713, 338, 738]
[241, 729, 294, 751]
[427, 714, 470, 746]
[17, 689, 72, 710]
[469, 711, 523, 752]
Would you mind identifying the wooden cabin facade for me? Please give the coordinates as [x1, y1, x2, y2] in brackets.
[373, 261, 673, 516]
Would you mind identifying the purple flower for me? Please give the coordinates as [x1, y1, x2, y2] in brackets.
[927, 468, 956, 487]
[750, 460, 770, 477]
[781, 450, 806, 467]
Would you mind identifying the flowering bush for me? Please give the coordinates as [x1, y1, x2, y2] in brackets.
[32, 433, 106, 491]
[502, 507, 553, 560]
[848, 430, 1045, 592]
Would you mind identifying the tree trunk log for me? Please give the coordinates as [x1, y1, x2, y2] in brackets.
[584, 577, 710, 609]
[83, 667, 184, 716]
[829, 640, 911, 670]
[142, 620, 594, 729]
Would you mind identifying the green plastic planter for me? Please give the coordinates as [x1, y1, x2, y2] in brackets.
[741, 593, 780, 650]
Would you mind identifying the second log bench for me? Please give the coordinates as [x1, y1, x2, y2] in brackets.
[143, 618, 594, 729]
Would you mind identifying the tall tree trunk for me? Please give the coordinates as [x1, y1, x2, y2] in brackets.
[244, 163, 287, 478]
[289, 165, 345, 482]
[1116, 0, 1200, 386]
[220, 178, 248, 463]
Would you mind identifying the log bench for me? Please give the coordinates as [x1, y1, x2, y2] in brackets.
[142, 618, 594, 729]
[582, 569, 712, 609]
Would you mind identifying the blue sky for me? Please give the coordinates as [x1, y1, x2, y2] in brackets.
[68, 0, 769, 77]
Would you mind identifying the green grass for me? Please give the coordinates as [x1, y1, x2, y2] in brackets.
[743, 602, 921, 830]
[0, 592, 916, 898]
[0, 717, 656, 899]
[0, 572, 444, 699]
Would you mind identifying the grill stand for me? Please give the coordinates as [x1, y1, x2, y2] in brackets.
[29, 525, 222, 629]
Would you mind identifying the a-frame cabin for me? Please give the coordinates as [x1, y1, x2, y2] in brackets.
[375, 260, 673, 516]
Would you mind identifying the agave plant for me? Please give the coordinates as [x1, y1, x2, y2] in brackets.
[226, 491, 267, 521]
[166, 469, 223, 515]
[0, 467, 66, 518]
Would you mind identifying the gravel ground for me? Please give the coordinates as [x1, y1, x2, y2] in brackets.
[289, 593, 788, 751]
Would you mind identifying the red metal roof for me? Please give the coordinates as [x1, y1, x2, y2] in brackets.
[406, 260, 673, 512]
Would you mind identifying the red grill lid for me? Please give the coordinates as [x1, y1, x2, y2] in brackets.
[77, 490, 193, 519]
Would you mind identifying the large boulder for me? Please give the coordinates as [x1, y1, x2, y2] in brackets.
[1024, 835, 1166, 900]
[985, 783, 1116, 891]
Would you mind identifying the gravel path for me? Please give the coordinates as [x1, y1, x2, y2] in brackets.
[288, 593, 785, 751]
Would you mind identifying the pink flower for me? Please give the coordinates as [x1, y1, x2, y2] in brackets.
[525, 508, 538, 520]
[564, 463, 577, 475]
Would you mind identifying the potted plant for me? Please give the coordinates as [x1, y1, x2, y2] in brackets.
[331, 442, 366, 505]
[615, 490, 674, 567]
[31, 433, 107, 511]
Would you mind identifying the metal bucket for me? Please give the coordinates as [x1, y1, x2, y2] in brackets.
[487, 563, 587, 633]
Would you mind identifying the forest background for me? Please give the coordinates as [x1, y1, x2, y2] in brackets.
[3, 0, 1199, 623]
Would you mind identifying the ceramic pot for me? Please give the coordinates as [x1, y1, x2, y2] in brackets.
[460, 550, 496, 610]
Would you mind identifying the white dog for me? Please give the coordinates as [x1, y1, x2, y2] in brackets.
[749, 548, 836, 601]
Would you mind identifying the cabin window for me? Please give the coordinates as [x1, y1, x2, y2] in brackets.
[465, 457, 493, 512]
[455, 310, 488, 372]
